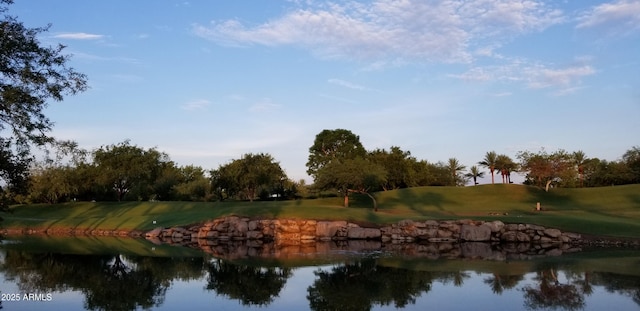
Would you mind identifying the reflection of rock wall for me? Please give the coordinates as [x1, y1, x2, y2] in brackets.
[160, 238, 582, 262]
[145, 217, 582, 247]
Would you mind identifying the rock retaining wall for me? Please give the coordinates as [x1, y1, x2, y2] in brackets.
[144, 216, 582, 246]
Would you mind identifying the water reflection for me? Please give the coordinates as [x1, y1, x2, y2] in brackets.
[1, 251, 204, 310]
[307, 258, 436, 310]
[206, 260, 291, 306]
[523, 266, 586, 310]
[1, 239, 639, 310]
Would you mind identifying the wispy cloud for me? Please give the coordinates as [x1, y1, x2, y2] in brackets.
[577, 0, 640, 31]
[181, 99, 211, 111]
[54, 32, 105, 40]
[551, 86, 587, 97]
[328, 78, 367, 90]
[450, 60, 595, 91]
[526, 65, 595, 89]
[193, 0, 563, 64]
[249, 98, 281, 113]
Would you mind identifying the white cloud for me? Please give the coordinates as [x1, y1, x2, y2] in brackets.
[54, 32, 104, 40]
[193, 0, 564, 64]
[181, 99, 211, 111]
[577, 0, 640, 30]
[448, 67, 495, 82]
[249, 98, 282, 113]
[328, 78, 367, 90]
[450, 61, 595, 90]
[551, 86, 586, 97]
[526, 65, 595, 89]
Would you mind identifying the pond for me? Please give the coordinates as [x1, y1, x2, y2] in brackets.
[1, 236, 639, 311]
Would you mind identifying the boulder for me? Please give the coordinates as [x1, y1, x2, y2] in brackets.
[234, 220, 249, 234]
[544, 228, 562, 238]
[246, 231, 263, 239]
[485, 220, 505, 233]
[416, 228, 438, 240]
[316, 221, 347, 239]
[501, 231, 518, 242]
[248, 220, 259, 231]
[437, 229, 453, 238]
[517, 232, 531, 242]
[460, 224, 492, 242]
[347, 228, 381, 239]
[145, 227, 163, 238]
[278, 220, 301, 233]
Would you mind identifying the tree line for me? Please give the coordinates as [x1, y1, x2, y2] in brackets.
[6, 129, 639, 205]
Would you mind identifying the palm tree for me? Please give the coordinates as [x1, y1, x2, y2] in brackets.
[496, 154, 517, 184]
[465, 166, 485, 185]
[573, 150, 587, 187]
[447, 158, 467, 186]
[478, 151, 498, 184]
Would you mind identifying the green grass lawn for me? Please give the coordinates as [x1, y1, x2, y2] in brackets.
[2, 184, 639, 238]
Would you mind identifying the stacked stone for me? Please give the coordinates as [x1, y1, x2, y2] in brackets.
[144, 216, 582, 246]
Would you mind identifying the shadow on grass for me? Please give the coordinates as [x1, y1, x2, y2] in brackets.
[629, 194, 640, 208]
[522, 186, 601, 213]
[376, 187, 451, 217]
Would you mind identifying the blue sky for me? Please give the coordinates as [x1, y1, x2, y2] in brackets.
[9, 0, 640, 183]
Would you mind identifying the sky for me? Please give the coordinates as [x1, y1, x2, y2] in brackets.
[8, 0, 640, 184]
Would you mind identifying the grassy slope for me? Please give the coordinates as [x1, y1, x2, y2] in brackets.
[2, 184, 639, 238]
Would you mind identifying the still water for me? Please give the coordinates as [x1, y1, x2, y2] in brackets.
[1, 236, 639, 311]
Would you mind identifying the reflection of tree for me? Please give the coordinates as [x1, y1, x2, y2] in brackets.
[591, 272, 640, 307]
[83, 254, 167, 311]
[0, 250, 203, 311]
[565, 270, 594, 296]
[306, 258, 434, 311]
[438, 270, 471, 287]
[484, 273, 524, 294]
[523, 268, 585, 311]
[205, 259, 291, 306]
[130, 256, 205, 283]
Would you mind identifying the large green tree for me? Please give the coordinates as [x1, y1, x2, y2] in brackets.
[622, 146, 640, 184]
[368, 146, 417, 190]
[92, 141, 170, 201]
[171, 165, 211, 201]
[517, 149, 575, 191]
[314, 157, 386, 209]
[212, 153, 285, 202]
[306, 129, 366, 180]
[411, 160, 450, 186]
[0, 0, 87, 198]
[26, 164, 76, 203]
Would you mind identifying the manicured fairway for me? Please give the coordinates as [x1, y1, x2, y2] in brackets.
[3, 184, 639, 238]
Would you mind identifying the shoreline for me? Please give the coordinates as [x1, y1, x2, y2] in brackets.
[3, 217, 640, 248]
